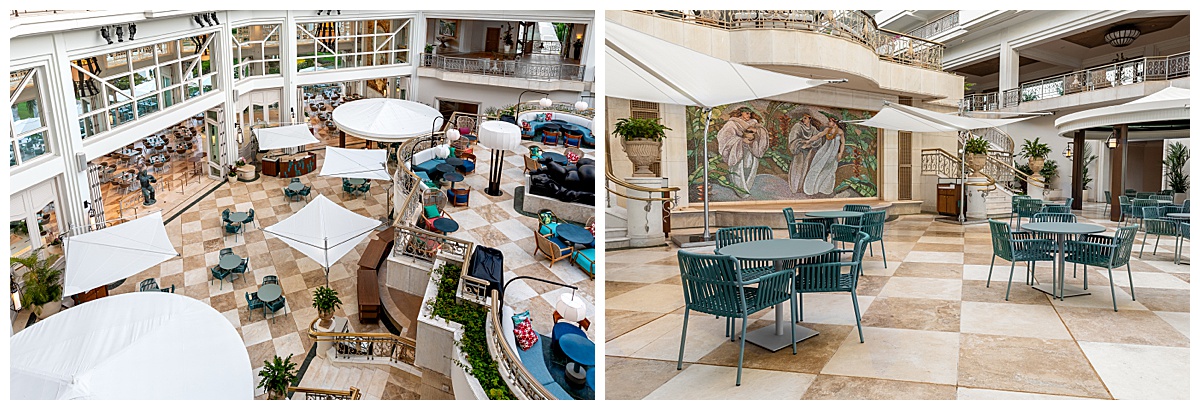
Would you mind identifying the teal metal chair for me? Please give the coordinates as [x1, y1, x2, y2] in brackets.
[1138, 207, 1180, 257]
[246, 292, 265, 319]
[1062, 197, 1074, 209]
[842, 204, 871, 225]
[221, 208, 232, 223]
[1131, 199, 1157, 227]
[1009, 195, 1031, 225]
[987, 220, 1056, 301]
[676, 250, 794, 386]
[139, 278, 160, 292]
[784, 207, 830, 234]
[262, 275, 279, 285]
[788, 222, 827, 240]
[829, 210, 887, 267]
[265, 296, 288, 323]
[1150, 195, 1172, 202]
[245, 209, 256, 229]
[1118, 195, 1134, 225]
[1177, 222, 1189, 264]
[793, 231, 869, 343]
[1040, 204, 1070, 214]
[1159, 189, 1174, 196]
[1124, 188, 1137, 196]
[714, 226, 775, 279]
[1136, 192, 1154, 199]
[210, 266, 230, 289]
[1103, 191, 1112, 214]
[1064, 225, 1139, 311]
[357, 181, 372, 196]
[1032, 212, 1076, 223]
[1014, 198, 1043, 229]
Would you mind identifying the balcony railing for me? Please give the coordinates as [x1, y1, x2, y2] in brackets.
[310, 323, 418, 367]
[420, 53, 584, 81]
[485, 289, 558, 400]
[288, 386, 362, 400]
[631, 10, 944, 70]
[906, 11, 959, 40]
[962, 52, 1190, 111]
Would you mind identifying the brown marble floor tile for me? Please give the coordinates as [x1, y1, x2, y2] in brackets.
[655, 275, 682, 286]
[381, 381, 421, 400]
[210, 291, 237, 312]
[893, 262, 964, 279]
[912, 243, 965, 253]
[605, 281, 646, 299]
[606, 309, 667, 341]
[1056, 307, 1189, 347]
[960, 279, 1051, 306]
[695, 322, 853, 375]
[963, 253, 996, 265]
[860, 297, 960, 332]
[958, 333, 1110, 398]
[802, 374, 956, 400]
[469, 224, 510, 248]
[245, 340, 278, 369]
[604, 357, 690, 400]
[854, 275, 890, 296]
[1118, 286, 1190, 312]
[473, 203, 511, 224]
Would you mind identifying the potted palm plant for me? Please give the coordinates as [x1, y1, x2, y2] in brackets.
[257, 354, 299, 400]
[963, 136, 990, 177]
[1019, 137, 1052, 176]
[1165, 142, 1190, 203]
[614, 117, 670, 177]
[312, 286, 342, 328]
[12, 249, 63, 319]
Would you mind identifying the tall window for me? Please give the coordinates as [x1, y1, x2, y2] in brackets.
[296, 19, 411, 72]
[72, 34, 219, 139]
[10, 68, 51, 166]
[231, 24, 282, 80]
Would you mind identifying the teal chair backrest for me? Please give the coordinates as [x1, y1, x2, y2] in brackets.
[1119, 195, 1131, 206]
[1040, 204, 1070, 214]
[782, 207, 796, 225]
[1184, 199, 1191, 212]
[1112, 225, 1139, 267]
[1142, 207, 1162, 219]
[1011, 195, 1031, 212]
[843, 204, 870, 225]
[1016, 198, 1043, 218]
[1033, 212, 1076, 223]
[1132, 199, 1157, 217]
[1136, 192, 1153, 199]
[1182, 223, 1190, 239]
[1151, 195, 1172, 202]
[989, 220, 1015, 261]
[789, 222, 826, 240]
[715, 226, 773, 251]
[795, 232, 868, 293]
[859, 211, 886, 241]
[1062, 198, 1074, 209]
[676, 251, 748, 317]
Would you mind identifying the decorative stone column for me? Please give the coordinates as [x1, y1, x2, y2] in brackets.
[625, 177, 664, 247]
[965, 177, 989, 221]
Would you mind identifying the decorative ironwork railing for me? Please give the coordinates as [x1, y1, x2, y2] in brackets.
[420, 54, 585, 81]
[288, 386, 362, 400]
[962, 127, 1014, 158]
[630, 10, 944, 70]
[485, 289, 557, 400]
[906, 11, 959, 40]
[392, 224, 473, 263]
[310, 324, 419, 366]
[962, 52, 1190, 111]
[490, 102, 596, 120]
[920, 148, 961, 178]
[528, 40, 563, 55]
[920, 148, 1042, 190]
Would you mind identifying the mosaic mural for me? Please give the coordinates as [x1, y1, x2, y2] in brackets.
[686, 100, 878, 202]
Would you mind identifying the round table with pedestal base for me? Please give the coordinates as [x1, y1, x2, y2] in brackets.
[1022, 222, 1105, 300]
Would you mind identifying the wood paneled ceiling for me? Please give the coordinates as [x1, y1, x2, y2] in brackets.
[1061, 15, 1187, 48]
[953, 55, 1039, 77]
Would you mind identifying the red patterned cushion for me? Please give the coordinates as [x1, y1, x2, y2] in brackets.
[514, 319, 538, 351]
[545, 113, 553, 122]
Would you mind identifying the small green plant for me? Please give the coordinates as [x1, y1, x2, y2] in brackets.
[424, 44, 434, 53]
[964, 136, 990, 155]
[1019, 137, 1051, 159]
[312, 286, 342, 316]
[11, 220, 28, 236]
[428, 264, 515, 400]
[1040, 159, 1059, 184]
[257, 354, 299, 400]
[12, 249, 62, 316]
[614, 117, 670, 142]
[1165, 141, 1190, 194]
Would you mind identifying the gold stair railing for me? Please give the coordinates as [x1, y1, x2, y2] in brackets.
[288, 386, 362, 400]
[604, 130, 681, 237]
[309, 319, 419, 366]
[485, 289, 557, 400]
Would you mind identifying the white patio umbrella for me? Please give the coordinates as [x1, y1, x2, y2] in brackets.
[319, 146, 391, 181]
[62, 212, 179, 296]
[262, 194, 380, 285]
[253, 124, 320, 151]
[606, 21, 845, 240]
[331, 98, 444, 142]
[10, 292, 253, 399]
[851, 101, 1033, 132]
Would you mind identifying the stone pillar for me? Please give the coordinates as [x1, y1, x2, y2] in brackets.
[1109, 124, 1128, 221]
[1071, 130, 1085, 210]
[965, 177, 989, 220]
[999, 41, 1019, 92]
[625, 177, 664, 247]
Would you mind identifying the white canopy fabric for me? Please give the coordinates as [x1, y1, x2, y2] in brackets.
[262, 194, 380, 270]
[477, 120, 523, 151]
[63, 212, 179, 296]
[853, 103, 1033, 132]
[331, 98, 443, 142]
[606, 21, 841, 108]
[319, 147, 391, 181]
[253, 124, 320, 151]
[1055, 86, 1190, 137]
[10, 292, 253, 399]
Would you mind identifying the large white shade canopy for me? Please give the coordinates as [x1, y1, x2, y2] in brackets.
[331, 98, 443, 142]
[263, 194, 380, 269]
[477, 121, 523, 151]
[253, 124, 320, 151]
[1055, 86, 1190, 137]
[63, 212, 179, 296]
[606, 21, 842, 108]
[853, 102, 1033, 132]
[10, 292, 253, 399]
[319, 147, 391, 181]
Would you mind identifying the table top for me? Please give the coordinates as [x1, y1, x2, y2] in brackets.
[1022, 222, 1105, 235]
[443, 157, 464, 166]
[347, 178, 366, 185]
[556, 223, 594, 245]
[443, 172, 464, 183]
[435, 163, 457, 173]
[806, 210, 864, 219]
[558, 334, 595, 366]
[542, 152, 569, 165]
[1158, 200, 1174, 204]
[258, 283, 283, 303]
[1166, 213, 1190, 219]
[432, 218, 459, 233]
[718, 239, 835, 261]
[228, 212, 249, 224]
[219, 254, 243, 270]
[288, 182, 305, 192]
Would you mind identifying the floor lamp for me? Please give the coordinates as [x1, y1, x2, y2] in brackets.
[477, 121, 522, 196]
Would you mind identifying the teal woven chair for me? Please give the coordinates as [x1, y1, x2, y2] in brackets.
[1009, 195, 1031, 225]
[221, 208, 232, 223]
[1065, 225, 1139, 311]
[1139, 207, 1180, 257]
[794, 231, 869, 343]
[842, 204, 871, 225]
[246, 292, 265, 319]
[987, 220, 1056, 301]
[342, 181, 356, 198]
[676, 250, 794, 386]
[1177, 222, 1190, 264]
[265, 296, 288, 323]
[1118, 195, 1134, 225]
[357, 181, 372, 195]
[1062, 197, 1074, 209]
[1014, 198, 1043, 229]
[1151, 195, 1172, 202]
[139, 278, 160, 292]
[1032, 212, 1076, 223]
[245, 209, 256, 229]
[1136, 192, 1154, 199]
[715, 226, 775, 279]
[262, 275, 279, 285]
[210, 266, 230, 289]
[1131, 199, 1157, 227]
[829, 210, 887, 267]
[1040, 204, 1070, 214]
[1159, 189, 1174, 196]
[227, 258, 250, 286]
[788, 222, 827, 240]
[1103, 191, 1112, 214]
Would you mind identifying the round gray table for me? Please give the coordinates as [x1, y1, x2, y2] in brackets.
[556, 223, 594, 246]
[1022, 222, 1105, 300]
[443, 172, 464, 190]
[287, 182, 305, 192]
[228, 212, 249, 224]
[1166, 213, 1190, 220]
[219, 254, 243, 270]
[432, 217, 459, 234]
[542, 151, 569, 165]
[716, 239, 835, 352]
[258, 283, 283, 303]
[443, 157, 464, 167]
[347, 178, 366, 186]
[805, 210, 864, 220]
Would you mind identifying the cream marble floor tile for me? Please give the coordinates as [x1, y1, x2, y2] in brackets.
[644, 364, 817, 399]
[905, 251, 964, 264]
[1048, 285, 1147, 311]
[624, 312, 737, 363]
[606, 312, 683, 358]
[606, 263, 684, 284]
[795, 293, 876, 326]
[445, 209, 489, 231]
[241, 320, 272, 347]
[495, 242, 537, 269]
[1154, 311, 1189, 339]
[956, 388, 1092, 400]
[605, 284, 684, 313]
[917, 236, 966, 244]
[959, 301, 1071, 339]
[272, 332, 307, 359]
[1078, 341, 1190, 400]
[820, 326, 960, 385]
[492, 218, 533, 241]
[1108, 270, 1190, 289]
[962, 263, 1030, 281]
[877, 277, 963, 301]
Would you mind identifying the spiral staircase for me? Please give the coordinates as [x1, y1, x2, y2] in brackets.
[920, 126, 1045, 218]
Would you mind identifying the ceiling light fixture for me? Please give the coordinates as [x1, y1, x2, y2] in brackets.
[1104, 25, 1140, 47]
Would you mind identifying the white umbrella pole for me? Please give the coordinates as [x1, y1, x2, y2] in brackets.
[324, 237, 330, 286]
[701, 108, 713, 241]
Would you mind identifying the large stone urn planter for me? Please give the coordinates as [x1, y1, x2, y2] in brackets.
[34, 300, 62, 320]
[966, 153, 987, 177]
[621, 138, 662, 177]
[1028, 157, 1045, 174]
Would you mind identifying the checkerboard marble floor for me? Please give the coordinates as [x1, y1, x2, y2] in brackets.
[17, 142, 594, 400]
[605, 203, 1189, 400]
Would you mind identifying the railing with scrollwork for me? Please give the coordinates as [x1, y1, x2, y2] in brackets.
[392, 224, 473, 263]
[921, 148, 1041, 191]
[920, 148, 961, 179]
[906, 11, 959, 41]
[310, 322, 419, 366]
[630, 10, 944, 70]
[528, 40, 563, 55]
[962, 52, 1190, 111]
[288, 386, 362, 400]
[420, 53, 585, 81]
[962, 127, 1014, 158]
[485, 289, 557, 400]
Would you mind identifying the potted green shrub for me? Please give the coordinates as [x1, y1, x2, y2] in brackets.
[1019, 137, 1052, 177]
[614, 117, 671, 177]
[257, 354, 299, 400]
[312, 286, 342, 329]
[12, 249, 63, 319]
[963, 136, 990, 177]
[1165, 142, 1190, 202]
